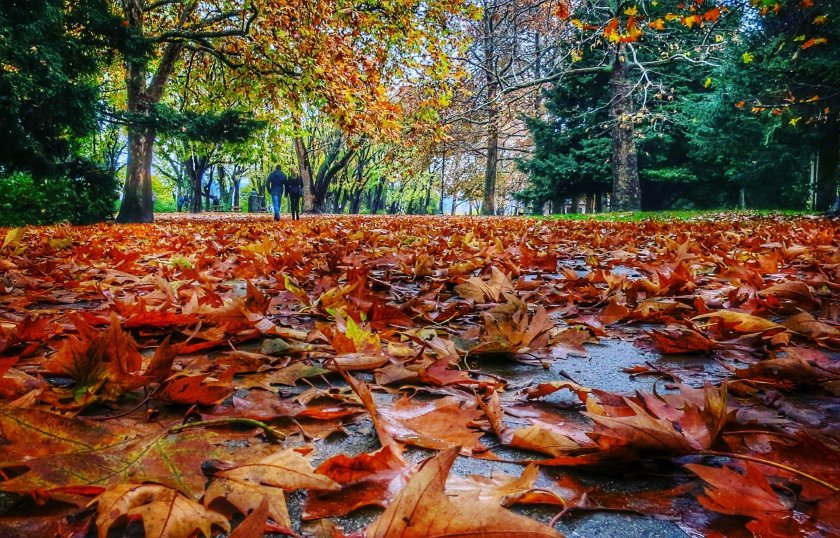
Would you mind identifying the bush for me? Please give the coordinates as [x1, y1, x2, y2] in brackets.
[0, 160, 119, 226]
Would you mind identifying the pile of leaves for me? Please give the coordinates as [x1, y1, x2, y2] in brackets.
[0, 213, 838, 537]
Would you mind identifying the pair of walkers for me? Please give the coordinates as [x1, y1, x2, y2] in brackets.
[267, 165, 303, 221]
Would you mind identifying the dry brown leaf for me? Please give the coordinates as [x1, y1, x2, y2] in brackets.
[95, 483, 229, 538]
[365, 447, 563, 537]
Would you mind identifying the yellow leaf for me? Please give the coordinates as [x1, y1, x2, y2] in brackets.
[703, 77, 713, 88]
[2, 227, 25, 250]
[789, 117, 801, 126]
[813, 15, 827, 25]
[683, 14, 702, 28]
[742, 51, 754, 64]
[345, 316, 381, 352]
[624, 5, 639, 16]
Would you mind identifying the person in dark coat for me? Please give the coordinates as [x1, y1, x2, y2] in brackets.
[266, 165, 287, 221]
[286, 174, 304, 221]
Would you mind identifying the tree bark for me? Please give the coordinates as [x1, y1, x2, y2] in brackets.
[439, 148, 446, 214]
[118, 126, 156, 223]
[186, 153, 210, 213]
[218, 165, 229, 208]
[815, 126, 840, 211]
[609, 49, 641, 211]
[372, 176, 386, 213]
[482, 6, 499, 216]
[115, 0, 189, 223]
[293, 117, 315, 213]
[312, 139, 355, 213]
[231, 166, 242, 209]
[423, 170, 434, 213]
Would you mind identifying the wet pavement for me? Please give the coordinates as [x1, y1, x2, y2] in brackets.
[280, 337, 715, 537]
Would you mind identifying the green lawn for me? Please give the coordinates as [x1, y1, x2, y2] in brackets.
[531, 209, 815, 222]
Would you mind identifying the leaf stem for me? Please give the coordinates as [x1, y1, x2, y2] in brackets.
[169, 418, 286, 442]
[701, 449, 839, 492]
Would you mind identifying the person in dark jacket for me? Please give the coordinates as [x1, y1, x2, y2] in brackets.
[266, 165, 287, 221]
[286, 174, 304, 221]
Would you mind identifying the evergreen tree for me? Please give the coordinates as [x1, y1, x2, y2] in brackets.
[519, 74, 611, 213]
[0, 0, 122, 176]
[0, 0, 126, 224]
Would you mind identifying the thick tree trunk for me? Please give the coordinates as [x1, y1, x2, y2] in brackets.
[609, 51, 641, 211]
[118, 127, 156, 222]
[115, 0, 187, 223]
[115, 0, 153, 223]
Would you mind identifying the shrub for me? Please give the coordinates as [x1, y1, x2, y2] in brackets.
[0, 160, 119, 226]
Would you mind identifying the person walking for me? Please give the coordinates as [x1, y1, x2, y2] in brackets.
[266, 165, 287, 221]
[286, 174, 303, 221]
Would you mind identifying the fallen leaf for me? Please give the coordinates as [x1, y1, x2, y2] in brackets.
[365, 447, 563, 537]
[304, 446, 412, 519]
[95, 483, 229, 538]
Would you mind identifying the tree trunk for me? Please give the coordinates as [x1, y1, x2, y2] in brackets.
[118, 127, 156, 222]
[350, 189, 363, 214]
[815, 126, 840, 211]
[350, 152, 364, 214]
[439, 148, 446, 214]
[186, 154, 210, 213]
[204, 167, 214, 210]
[115, 0, 188, 223]
[609, 50, 641, 211]
[482, 7, 499, 216]
[232, 169, 241, 209]
[372, 176, 386, 213]
[218, 165, 229, 208]
[293, 122, 315, 212]
[595, 191, 604, 213]
[422, 170, 434, 214]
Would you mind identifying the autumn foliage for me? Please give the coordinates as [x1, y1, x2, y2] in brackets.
[0, 213, 838, 537]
